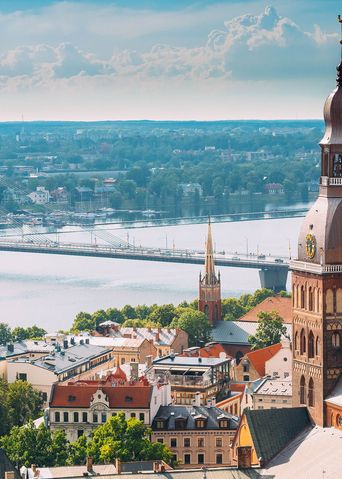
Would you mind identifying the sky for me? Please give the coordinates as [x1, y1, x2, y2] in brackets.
[0, 0, 341, 121]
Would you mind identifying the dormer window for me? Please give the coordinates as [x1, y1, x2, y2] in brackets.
[219, 419, 229, 428]
[195, 419, 206, 429]
[175, 418, 186, 429]
[156, 419, 165, 429]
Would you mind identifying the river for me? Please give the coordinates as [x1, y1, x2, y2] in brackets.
[0, 216, 303, 331]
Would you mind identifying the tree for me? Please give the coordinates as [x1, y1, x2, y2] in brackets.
[67, 434, 88, 465]
[121, 304, 137, 320]
[7, 381, 43, 428]
[147, 304, 176, 327]
[221, 298, 247, 321]
[106, 307, 124, 323]
[71, 312, 95, 332]
[247, 288, 274, 308]
[171, 309, 211, 347]
[248, 311, 288, 350]
[0, 379, 9, 436]
[87, 414, 172, 464]
[0, 323, 12, 345]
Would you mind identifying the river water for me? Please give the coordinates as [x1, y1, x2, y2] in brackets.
[0, 216, 303, 331]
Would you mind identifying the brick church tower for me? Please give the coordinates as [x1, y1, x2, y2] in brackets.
[291, 55, 342, 426]
[199, 218, 222, 324]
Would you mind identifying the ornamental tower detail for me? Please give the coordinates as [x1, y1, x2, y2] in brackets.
[199, 219, 222, 324]
[291, 50, 342, 426]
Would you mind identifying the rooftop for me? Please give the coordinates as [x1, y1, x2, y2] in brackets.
[181, 343, 231, 359]
[238, 296, 292, 324]
[153, 355, 229, 368]
[254, 379, 292, 396]
[0, 340, 54, 359]
[98, 325, 186, 347]
[11, 343, 112, 374]
[244, 343, 282, 377]
[212, 320, 291, 345]
[152, 405, 238, 431]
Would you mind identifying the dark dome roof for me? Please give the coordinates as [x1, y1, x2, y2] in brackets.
[297, 196, 342, 265]
[320, 63, 342, 146]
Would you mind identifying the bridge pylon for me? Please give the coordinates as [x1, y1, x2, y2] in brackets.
[258, 266, 288, 292]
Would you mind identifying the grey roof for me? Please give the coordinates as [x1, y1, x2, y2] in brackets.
[0, 340, 54, 359]
[254, 379, 292, 396]
[153, 355, 229, 368]
[152, 405, 238, 431]
[11, 344, 111, 374]
[244, 407, 311, 466]
[212, 321, 292, 345]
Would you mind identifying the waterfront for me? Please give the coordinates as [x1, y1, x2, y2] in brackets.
[0, 216, 302, 330]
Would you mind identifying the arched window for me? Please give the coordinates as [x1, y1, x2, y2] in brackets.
[294, 331, 299, 351]
[308, 288, 314, 311]
[235, 351, 243, 364]
[204, 304, 209, 317]
[300, 376, 306, 405]
[315, 336, 320, 356]
[308, 378, 314, 407]
[301, 286, 305, 309]
[300, 329, 306, 355]
[308, 331, 315, 358]
[332, 332, 341, 348]
[317, 289, 321, 313]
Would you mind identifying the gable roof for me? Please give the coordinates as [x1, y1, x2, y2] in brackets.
[50, 381, 152, 409]
[245, 343, 282, 376]
[244, 407, 311, 466]
[212, 320, 292, 346]
[239, 296, 292, 324]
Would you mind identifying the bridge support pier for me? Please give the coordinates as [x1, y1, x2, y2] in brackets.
[259, 267, 288, 292]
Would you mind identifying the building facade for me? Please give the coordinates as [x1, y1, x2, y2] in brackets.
[198, 219, 222, 323]
[291, 59, 342, 426]
[151, 405, 238, 467]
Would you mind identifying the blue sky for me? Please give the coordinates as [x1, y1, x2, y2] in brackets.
[0, 0, 341, 120]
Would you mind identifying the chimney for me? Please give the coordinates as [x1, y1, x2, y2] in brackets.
[85, 338, 89, 344]
[115, 458, 121, 475]
[211, 397, 216, 407]
[146, 355, 153, 368]
[237, 446, 252, 469]
[130, 362, 139, 382]
[194, 391, 201, 407]
[63, 339, 68, 349]
[70, 337, 75, 346]
[7, 344, 14, 353]
[86, 457, 93, 473]
[80, 339, 84, 345]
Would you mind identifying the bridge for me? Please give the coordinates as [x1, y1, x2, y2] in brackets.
[0, 238, 289, 291]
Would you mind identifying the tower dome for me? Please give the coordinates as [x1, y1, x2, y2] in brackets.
[320, 62, 342, 146]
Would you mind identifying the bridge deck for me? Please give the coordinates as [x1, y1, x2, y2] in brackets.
[0, 241, 289, 271]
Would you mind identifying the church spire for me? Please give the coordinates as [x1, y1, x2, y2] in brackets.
[204, 216, 216, 284]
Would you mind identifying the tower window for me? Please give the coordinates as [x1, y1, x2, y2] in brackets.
[308, 378, 314, 407]
[300, 376, 306, 405]
[308, 331, 314, 359]
[300, 286, 305, 309]
[332, 332, 341, 349]
[300, 329, 306, 355]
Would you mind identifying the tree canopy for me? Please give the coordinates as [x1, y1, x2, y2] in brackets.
[171, 309, 212, 346]
[248, 311, 288, 350]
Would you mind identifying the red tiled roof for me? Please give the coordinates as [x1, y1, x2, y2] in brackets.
[110, 365, 127, 382]
[180, 343, 232, 359]
[245, 343, 282, 376]
[230, 383, 246, 393]
[238, 297, 292, 324]
[50, 381, 152, 408]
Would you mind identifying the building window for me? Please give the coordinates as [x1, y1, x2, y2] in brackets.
[101, 413, 106, 423]
[300, 376, 306, 405]
[18, 373, 27, 381]
[170, 438, 177, 448]
[112, 412, 117, 417]
[316, 337, 320, 356]
[156, 420, 164, 429]
[184, 454, 191, 465]
[300, 329, 306, 355]
[308, 378, 314, 407]
[157, 438, 164, 444]
[184, 438, 191, 448]
[219, 420, 228, 428]
[198, 454, 205, 465]
[216, 438, 222, 447]
[308, 331, 315, 359]
[332, 332, 341, 348]
[41, 392, 48, 402]
[63, 412, 69, 423]
[294, 331, 299, 351]
[131, 413, 136, 418]
[74, 412, 79, 423]
[77, 429, 84, 438]
[139, 413, 145, 422]
[121, 358, 125, 365]
[93, 413, 98, 423]
[55, 412, 60, 422]
[82, 412, 88, 422]
[198, 438, 204, 448]
[195, 419, 205, 429]
[172, 454, 177, 463]
[243, 375, 249, 381]
[216, 454, 223, 465]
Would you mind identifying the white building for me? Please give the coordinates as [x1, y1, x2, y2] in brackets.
[265, 338, 292, 380]
[27, 186, 50, 204]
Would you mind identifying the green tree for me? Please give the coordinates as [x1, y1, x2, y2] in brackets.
[26, 326, 47, 339]
[121, 319, 146, 327]
[248, 311, 288, 350]
[67, 434, 88, 465]
[92, 310, 108, 328]
[0, 323, 12, 345]
[87, 414, 171, 464]
[221, 298, 247, 321]
[121, 304, 137, 320]
[171, 309, 211, 347]
[71, 312, 95, 332]
[11, 326, 28, 342]
[7, 381, 43, 428]
[247, 288, 275, 308]
[0, 379, 9, 435]
[106, 307, 124, 323]
[147, 304, 176, 327]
